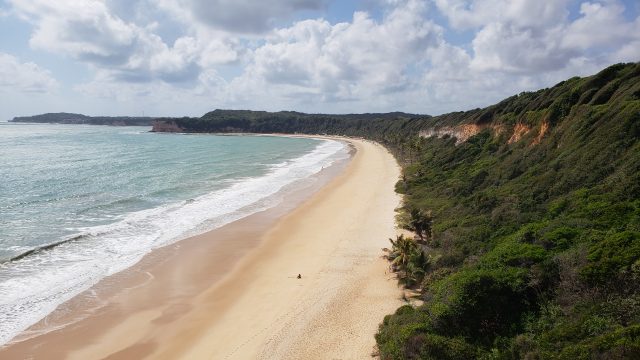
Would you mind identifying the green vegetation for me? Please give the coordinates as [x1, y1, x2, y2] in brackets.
[154, 62, 640, 359]
[387, 235, 430, 286]
[376, 63, 640, 359]
[10, 112, 153, 126]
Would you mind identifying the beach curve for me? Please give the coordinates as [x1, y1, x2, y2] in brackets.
[2, 138, 403, 359]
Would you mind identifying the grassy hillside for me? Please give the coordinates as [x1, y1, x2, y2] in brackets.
[155, 62, 640, 358]
[377, 63, 640, 359]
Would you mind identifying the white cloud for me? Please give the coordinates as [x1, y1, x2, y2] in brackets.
[221, 0, 639, 113]
[232, 0, 441, 104]
[0, 53, 58, 93]
[563, 1, 639, 50]
[71, 68, 230, 118]
[434, 0, 640, 75]
[13, 0, 136, 62]
[420, 46, 601, 114]
[75, 66, 228, 101]
[9, 0, 238, 84]
[611, 38, 640, 63]
[436, 0, 576, 73]
[470, 22, 576, 73]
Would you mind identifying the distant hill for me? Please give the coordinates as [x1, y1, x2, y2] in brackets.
[150, 110, 424, 136]
[10, 112, 154, 126]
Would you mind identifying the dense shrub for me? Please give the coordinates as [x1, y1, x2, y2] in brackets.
[429, 267, 531, 343]
[581, 231, 640, 284]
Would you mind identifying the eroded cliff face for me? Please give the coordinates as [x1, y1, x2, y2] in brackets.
[419, 121, 550, 147]
[419, 124, 482, 145]
[508, 123, 531, 144]
[419, 124, 505, 145]
[151, 120, 183, 132]
[532, 121, 549, 145]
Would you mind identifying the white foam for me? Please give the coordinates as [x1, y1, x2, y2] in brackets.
[0, 139, 348, 346]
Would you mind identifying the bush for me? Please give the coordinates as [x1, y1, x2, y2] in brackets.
[482, 239, 548, 268]
[557, 324, 640, 359]
[430, 267, 532, 343]
[581, 231, 640, 284]
[542, 226, 579, 250]
[403, 333, 478, 360]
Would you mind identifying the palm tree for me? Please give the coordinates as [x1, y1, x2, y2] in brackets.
[388, 234, 414, 270]
[409, 208, 433, 242]
[405, 250, 430, 286]
[388, 235, 431, 286]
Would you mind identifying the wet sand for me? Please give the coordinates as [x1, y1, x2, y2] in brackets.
[2, 138, 403, 359]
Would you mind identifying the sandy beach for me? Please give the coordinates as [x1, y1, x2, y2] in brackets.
[2, 138, 403, 359]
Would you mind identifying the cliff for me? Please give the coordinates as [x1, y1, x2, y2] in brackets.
[150, 120, 184, 132]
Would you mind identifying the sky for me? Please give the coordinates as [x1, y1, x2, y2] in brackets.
[0, 0, 639, 120]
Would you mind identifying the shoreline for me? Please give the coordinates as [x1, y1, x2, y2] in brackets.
[2, 138, 403, 359]
[2, 135, 350, 347]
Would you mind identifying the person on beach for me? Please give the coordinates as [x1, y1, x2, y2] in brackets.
[297, 274, 302, 279]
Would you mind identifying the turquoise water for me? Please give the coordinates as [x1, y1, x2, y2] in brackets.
[0, 123, 347, 345]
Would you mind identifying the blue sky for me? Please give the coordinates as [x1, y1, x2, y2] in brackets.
[0, 0, 639, 120]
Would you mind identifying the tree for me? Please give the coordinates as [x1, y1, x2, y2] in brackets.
[409, 207, 433, 242]
[388, 235, 431, 286]
[388, 234, 416, 270]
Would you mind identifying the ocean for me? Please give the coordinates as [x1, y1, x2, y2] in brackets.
[0, 123, 348, 345]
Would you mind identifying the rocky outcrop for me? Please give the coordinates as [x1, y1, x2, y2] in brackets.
[151, 120, 184, 132]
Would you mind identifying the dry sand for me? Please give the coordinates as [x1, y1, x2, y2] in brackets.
[2, 138, 403, 359]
